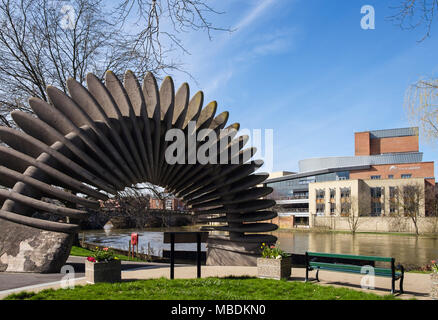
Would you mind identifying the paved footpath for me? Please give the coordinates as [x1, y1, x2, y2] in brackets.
[0, 256, 433, 300]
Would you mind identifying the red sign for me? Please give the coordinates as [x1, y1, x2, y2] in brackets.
[131, 233, 138, 246]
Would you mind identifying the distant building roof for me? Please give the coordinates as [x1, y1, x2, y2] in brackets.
[368, 127, 419, 139]
[267, 171, 295, 179]
[298, 152, 423, 173]
[265, 165, 371, 184]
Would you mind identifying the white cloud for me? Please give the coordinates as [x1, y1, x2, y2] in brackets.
[234, 0, 277, 31]
[172, 0, 291, 97]
[202, 69, 234, 97]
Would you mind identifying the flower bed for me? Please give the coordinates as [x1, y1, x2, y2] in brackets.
[257, 243, 291, 280]
[85, 247, 121, 284]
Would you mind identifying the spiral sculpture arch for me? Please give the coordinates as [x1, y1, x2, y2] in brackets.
[0, 71, 277, 272]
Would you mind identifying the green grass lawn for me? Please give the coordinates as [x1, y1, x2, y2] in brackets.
[70, 246, 144, 262]
[4, 277, 398, 300]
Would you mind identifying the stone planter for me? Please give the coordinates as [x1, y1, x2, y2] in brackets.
[257, 257, 291, 280]
[431, 273, 438, 300]
[85, 259, 121, 284]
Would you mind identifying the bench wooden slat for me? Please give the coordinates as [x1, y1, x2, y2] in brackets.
[307, 251, 393, 262]
[309, 262, 401, 278]
[305, 251, 405, 294]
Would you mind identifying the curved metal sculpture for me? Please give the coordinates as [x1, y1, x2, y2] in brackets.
[0, 71, 277, 272]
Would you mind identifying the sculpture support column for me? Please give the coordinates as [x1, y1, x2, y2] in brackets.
[206, 236, 270, 266]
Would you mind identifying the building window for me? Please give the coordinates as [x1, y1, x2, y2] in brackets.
[390, 203, 398, 214]
[371, 175, 381, 180]
[370, 187, 382, 216]
[389, 187, 399, 214]
[336, 171, 350, 181]
[370, 187, 382, 198]
[401, 174, 412, 179]
[340, 188, 351, 199]
[316, 189, 325, 200]
[293, 191, 308, 199]
[339, 187, 351, 216]
[371, 202, 382, 216]
[316, 203, 325, 214]
[340, 202, 350, 216]
[389, 187, 398, 198]
[388, 175, 394, 179]
[330, 189, 336, 200]
[330, 202, 336, 215]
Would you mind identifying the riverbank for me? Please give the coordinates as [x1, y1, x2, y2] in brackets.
[81, 227, 438, 270]
[70, 246, 147, 262]
[72, 243, 434, 274]
[275, 227, 438, 238]
[76, 239, 207, 264]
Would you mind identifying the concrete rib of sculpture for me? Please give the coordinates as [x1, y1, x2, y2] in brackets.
[0, 71, 277, 273]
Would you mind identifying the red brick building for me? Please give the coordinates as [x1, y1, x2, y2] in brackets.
[352, 128, 434, 185]
[149, 197, 186, 211]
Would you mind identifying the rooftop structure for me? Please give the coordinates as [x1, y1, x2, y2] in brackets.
[264, 127, 435, 229]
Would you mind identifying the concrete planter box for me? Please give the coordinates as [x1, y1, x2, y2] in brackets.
[257, 258, 291, 280]
[85, 259, 121, 284]
[431, 273, 438, 300]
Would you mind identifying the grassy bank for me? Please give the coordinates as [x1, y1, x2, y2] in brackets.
[70, 246, 144, 262]
[4, 277, 398, 300]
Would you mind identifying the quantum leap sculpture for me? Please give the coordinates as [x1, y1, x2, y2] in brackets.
[0, 71, 277, 273]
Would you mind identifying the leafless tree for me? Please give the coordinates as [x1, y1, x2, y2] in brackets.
[100, 187, 151, 228]
[389, 2, 438, 140]
[426, 183, 438, 216]
[405, 79, 438, 143]
[401, 183, 424, 235]
[101, 183, 184, 228]
[337, 196, 365, 234]
[0, 0, 229, 126]
[389, 0, 438, 41]
[425, 183, 438, 233]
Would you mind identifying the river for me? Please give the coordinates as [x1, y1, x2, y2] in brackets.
[82, 227, 438, 266]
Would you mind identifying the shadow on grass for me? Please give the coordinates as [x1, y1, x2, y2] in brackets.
[304, 278, 425, 299]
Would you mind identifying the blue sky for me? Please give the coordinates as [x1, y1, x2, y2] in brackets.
[166, 0, 438, 177]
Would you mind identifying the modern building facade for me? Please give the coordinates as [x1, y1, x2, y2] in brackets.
[264, 127, 435, 231]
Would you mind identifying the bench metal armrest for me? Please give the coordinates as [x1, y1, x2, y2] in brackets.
[396, 264, 405, 275]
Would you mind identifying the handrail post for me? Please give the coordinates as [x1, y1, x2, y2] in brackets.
[197, 233, 201, 279]
[400, 265, 405, 294]
[391, 258, 395, 294]
[305, 252, 309, 282]
[170, 233, 175, 280]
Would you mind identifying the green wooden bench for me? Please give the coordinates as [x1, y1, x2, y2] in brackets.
[305, 252, 404, 294]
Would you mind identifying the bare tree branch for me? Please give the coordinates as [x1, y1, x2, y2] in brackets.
[0, 0, 230, 126]
[405, 78, 438, 142]
[389, 0, 438, 41]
